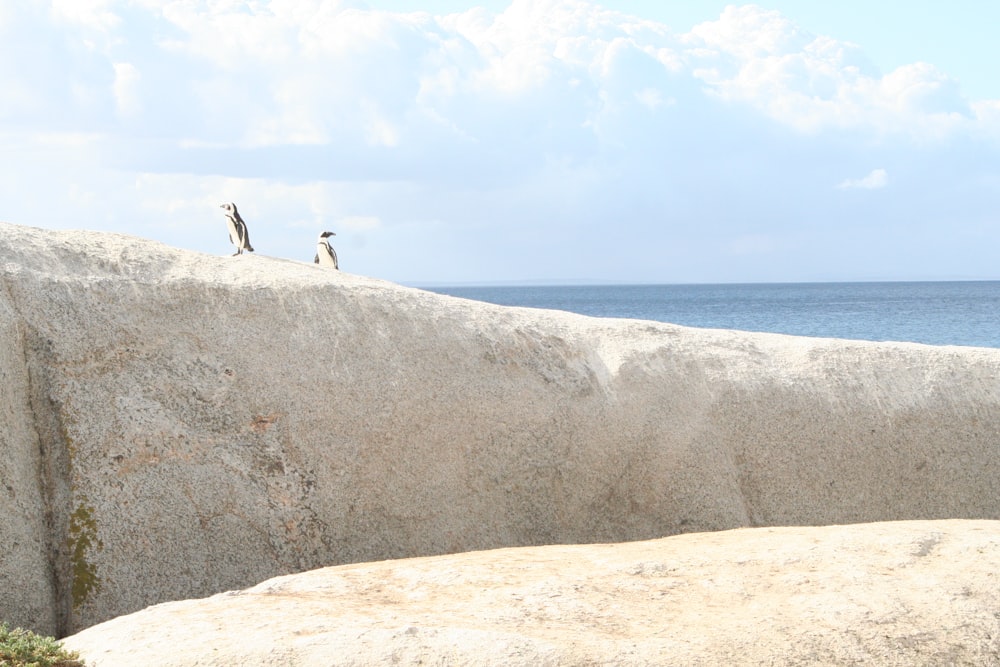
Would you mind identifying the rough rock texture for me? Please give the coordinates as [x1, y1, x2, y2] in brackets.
[0, 271, 57, 633]
[62, 520, 1000, 666]
[2, 222, 1000, 636]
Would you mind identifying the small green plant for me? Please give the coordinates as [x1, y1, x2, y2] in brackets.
[0, 623, 85, 667]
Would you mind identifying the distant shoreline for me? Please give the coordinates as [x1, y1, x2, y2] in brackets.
[412, 278, 1000, 289]
[420, 281, 1000, 348]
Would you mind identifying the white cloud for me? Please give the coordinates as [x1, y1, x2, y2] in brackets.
[634, 87, 673, 110]
[972, 100, 1000, 141]
[49, 0, 120, 31]
[683, 6, 974, 137]
[11, 0, 989, 157]
[112, 62, 141, 116]
[2, 2, 1000, 283]
[837, 168, 888, 190]
[687, 4, 811, 61]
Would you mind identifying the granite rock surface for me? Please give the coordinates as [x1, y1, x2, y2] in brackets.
[63, 520, 1000, 666]
[1, 222, 999, 635]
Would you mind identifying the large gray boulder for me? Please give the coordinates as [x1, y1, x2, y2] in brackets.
[2, 222, 1000, 635]
[62, 519, 1000, 666]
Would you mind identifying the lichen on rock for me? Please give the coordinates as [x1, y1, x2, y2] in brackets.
[67, 498, 103, 609]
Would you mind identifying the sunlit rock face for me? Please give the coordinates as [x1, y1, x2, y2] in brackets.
[2, 222, 999, 635]
[62, 520, 1000, 666]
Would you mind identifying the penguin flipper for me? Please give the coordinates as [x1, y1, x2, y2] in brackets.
[314, 254, 319, 264]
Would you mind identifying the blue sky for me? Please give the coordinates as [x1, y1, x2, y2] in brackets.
[2, 1, 998, 285]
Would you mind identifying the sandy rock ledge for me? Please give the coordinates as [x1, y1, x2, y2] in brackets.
[63, 519, 1000, 666]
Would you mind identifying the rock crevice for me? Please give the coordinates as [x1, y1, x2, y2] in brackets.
[0, 284, 63, 634]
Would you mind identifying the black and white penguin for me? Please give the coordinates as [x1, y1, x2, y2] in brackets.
[219, 202, 254, 255]
[314, 231, 339, 269]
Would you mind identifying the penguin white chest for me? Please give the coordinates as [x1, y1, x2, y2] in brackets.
[317, 242, 338, 268]
[226, 217, 241, 245]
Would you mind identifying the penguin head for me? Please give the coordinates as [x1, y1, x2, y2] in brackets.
[220, 202, 238, 215]
[319, 231, 336, 239]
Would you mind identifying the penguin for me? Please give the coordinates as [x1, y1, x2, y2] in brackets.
[219, 202, 254, 255]
[314, 231, 339, 269]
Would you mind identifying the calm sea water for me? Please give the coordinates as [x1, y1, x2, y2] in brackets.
[423, 282, 1000, 349]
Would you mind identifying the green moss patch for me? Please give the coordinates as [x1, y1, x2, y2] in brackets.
[66, 499, 103, 610]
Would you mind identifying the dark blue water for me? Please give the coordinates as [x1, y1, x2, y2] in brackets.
[423, 282, 1000, 348]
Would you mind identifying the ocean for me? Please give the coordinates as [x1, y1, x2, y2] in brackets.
[423, 281, 1000, 349]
